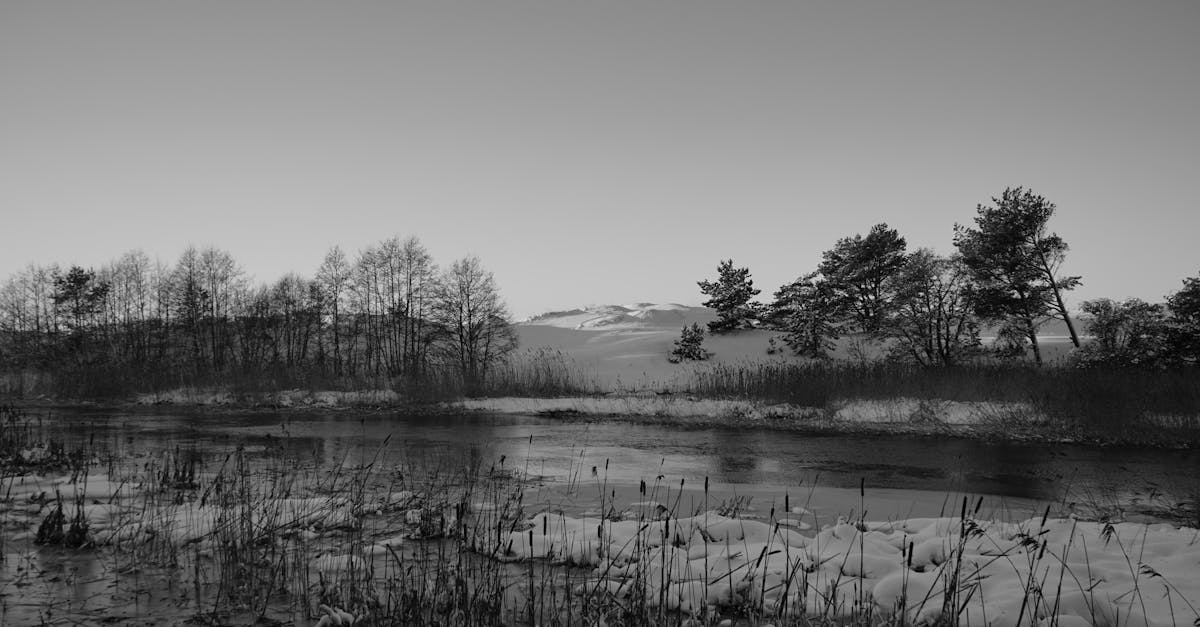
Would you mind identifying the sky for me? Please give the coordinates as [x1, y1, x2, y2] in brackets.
[1, 1, 1198, 320]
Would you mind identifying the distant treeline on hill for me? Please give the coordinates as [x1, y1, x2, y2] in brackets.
[0, 236, 517, 397]
[688, 187, 1200, 368]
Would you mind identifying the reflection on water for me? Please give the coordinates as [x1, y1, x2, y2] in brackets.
[40, 407, 1199, 516]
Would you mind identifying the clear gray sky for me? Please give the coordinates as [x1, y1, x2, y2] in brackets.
[2, 0, 1197, 319]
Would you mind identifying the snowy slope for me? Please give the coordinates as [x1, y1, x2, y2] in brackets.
[516, 304, 793, 389]
[515, 302, 1081, 390]
[523, 303, 700, 330]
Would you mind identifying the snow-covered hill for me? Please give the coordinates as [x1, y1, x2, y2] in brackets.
[515, 304, 786, 389]
[523, 303, 710, 330]
[514, 303, 1082, 391]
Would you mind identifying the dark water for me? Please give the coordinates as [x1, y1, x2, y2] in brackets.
[33, 407, 1199, 521]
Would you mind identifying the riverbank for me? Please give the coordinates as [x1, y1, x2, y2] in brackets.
[452, 394, 1200, 448]
[7, 355, 1200, 450]
[8, 385, 1199, 449]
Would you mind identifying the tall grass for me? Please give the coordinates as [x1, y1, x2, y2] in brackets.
[6, 350, 1200, 448]
[690, 362, 1200, 445]
[0, 405, 88, 473]
[0, 348, 600, 405]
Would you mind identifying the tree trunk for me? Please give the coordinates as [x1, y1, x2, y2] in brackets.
[331, 302, 341, 376]
[1037, 250, 1081, 348]
[1051, 286, 1081, 347]
[1026, 321, 1043, 365]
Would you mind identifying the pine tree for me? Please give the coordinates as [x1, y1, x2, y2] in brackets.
[51, 266, 110, 364]
[817, 223, 908, 334]
[953, 187, 1081, 364]
[767, 272, 842, 358]
[697, 259, 761, 333]
[669, 323, 709, 363]
[52, 266, 110, 333]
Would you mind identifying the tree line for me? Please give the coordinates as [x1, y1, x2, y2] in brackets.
[0, 237, 517, 395]
[689, 187, 1200, 367]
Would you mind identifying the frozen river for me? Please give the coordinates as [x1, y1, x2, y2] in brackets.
[42, 406, 1200, 524]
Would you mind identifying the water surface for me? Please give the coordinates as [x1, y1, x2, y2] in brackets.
[40, 407, 1200, 522]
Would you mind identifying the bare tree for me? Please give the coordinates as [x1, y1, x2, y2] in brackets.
[269, 273, 316, 368]
[351, 244, 386, 376]
[172, 247, 209, 371]
[316, 246, 351, 375]
[0, 241, 522, 396]
[100, 250, 153, 364]
[150, 256, 174, 365]
[0, 264, 59, 367]
[198, 246, 245, 370]
[376, 237, 406, 375]
[347, 236, 440, 379]
[399, 237, 436, 376]
[434, 256, 517, 391]
[881, 250, 981, 365]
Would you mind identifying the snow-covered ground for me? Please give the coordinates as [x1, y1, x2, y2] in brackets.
[518, 303, 794, 389]
[5, 458, 1197, 624]
[492, 508, 1200, 626]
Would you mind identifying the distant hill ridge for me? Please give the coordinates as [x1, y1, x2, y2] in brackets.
[521, 303, 711, 331]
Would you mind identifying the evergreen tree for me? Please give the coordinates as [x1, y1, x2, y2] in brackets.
[697, 259, 761, 333]
[668, 323, 709, 363]
[818, 223, 908, 334]
[51, 266, 110, 364]
[52, 266, 110, 333]
[1165, 272, 1200, 364]
[953, 187, 1081, 364]
[767, 272, 843, 359]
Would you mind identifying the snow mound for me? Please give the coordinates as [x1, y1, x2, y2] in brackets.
[485, 511, 1200, 624]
